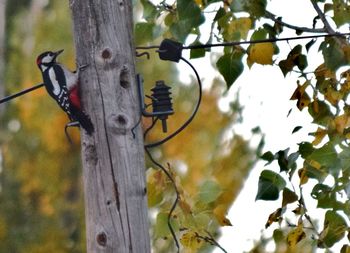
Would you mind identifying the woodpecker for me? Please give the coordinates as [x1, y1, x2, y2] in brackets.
[36, 49, 94, 135]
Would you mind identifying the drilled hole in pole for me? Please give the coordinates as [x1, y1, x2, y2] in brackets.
[117, 115, 127, 126]
[120, 66, 130, 88]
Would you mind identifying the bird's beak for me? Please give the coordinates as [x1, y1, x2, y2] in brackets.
[54, 49, 64, 58]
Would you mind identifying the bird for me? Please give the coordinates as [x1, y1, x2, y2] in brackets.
[36, 49, 94, 135]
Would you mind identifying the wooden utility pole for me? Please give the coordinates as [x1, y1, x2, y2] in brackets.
[70, 1, 151, 252]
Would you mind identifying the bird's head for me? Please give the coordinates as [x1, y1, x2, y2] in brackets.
[36, 49, 64, 71]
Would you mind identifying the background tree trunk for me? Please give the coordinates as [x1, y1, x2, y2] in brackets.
[69, 1, 151, 252]
[0, 0, 6, 100]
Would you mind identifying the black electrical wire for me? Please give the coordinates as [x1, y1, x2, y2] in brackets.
[183, 32, 350, 50]
[0, 83, 44, 104]
[144, 56, 202, 148]
[142, 57, 202, 252]
[144, 117, 180, 252]
[1, 32, 348, 105]
[144, 146, 180, 253]
[136, 32, 350, 51]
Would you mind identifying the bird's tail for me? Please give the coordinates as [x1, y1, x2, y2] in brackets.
[70, 106, 94, 135]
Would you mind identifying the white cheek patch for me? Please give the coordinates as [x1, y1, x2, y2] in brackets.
[41, 55, 53, 63]
[48, 68, 61, 95]
[40, 65, 47, 72]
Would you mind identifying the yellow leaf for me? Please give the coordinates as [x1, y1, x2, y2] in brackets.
[298, 168, 309, 185]
[311, 127, 327, 146]
[179, 196, 192, 214]
[213, 204, 232, 226]
[180, 231, 203, 251]
[308, 159, 321, 170]
[292, 205, 305, 215]
[287, 222, 306, 249]
[265, 208, 283, 228]
[194, 0, 202, 6]
[247, 42, 274, 66]
[334, 114, 350, 134]
[226, 18, 252, 40]
[325, 88, 342, 105]
[315, 63, 336, 79]
[290, 81, 311, 110]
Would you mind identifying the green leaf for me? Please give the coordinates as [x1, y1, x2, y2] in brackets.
[170, 0, 205, 42]
[278, 59, 294, 77]
[230, 0, 245, 12]
[261, 151, 275, 163]
[318, 210, 347, 248]
[155, 212, 179, 238]
[198, 180, 222, 204]
[308, 100, 333, 126]
[214, 7, 226, 21]
[278, 45, 306, 76]
[305, 39, 316, 52]
[189, 42, 206, 59]
[296, 54, 308, 71]
[298, 142, 314, 159]
[249, 0, 267, 17]
[277, 149, 289, 172]
[308, 142, 339, 170]
[339, 149, 350, 171]
[140, 0, 158, 22]
[333, 0, 350, 27]
[292, 126, 302, 133]
[250, 28, 268, 40]
[256, 170, 286, 201]
[322, 38, 348, 71]
[134, 22, 160, 45]
[216, 52, 244, 88]
[273, 229, 284, 243]
[311, 183, 335, 208]
[282, 188, 298, 207]
[147, 181, 163, 207]
[303, 160, 328, 182]
[230, 0, 266, 17]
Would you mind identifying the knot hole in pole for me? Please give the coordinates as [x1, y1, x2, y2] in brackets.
[109, 113, 129, 134]
[96, 232, 107, 247]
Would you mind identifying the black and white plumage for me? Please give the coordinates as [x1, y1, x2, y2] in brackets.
[36, 50, 94, 135]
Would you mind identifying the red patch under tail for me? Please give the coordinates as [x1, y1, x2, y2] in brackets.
[69, 85, 81, 110]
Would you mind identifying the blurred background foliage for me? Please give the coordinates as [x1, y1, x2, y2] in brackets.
[0, 0, 255, 252]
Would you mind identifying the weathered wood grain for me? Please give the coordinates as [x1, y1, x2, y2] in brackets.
[70, 0, 151, 252]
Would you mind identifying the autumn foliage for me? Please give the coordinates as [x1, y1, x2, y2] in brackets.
[1, 0, 350, 252]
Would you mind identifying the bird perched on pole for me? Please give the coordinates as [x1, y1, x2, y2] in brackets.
[36, 49, 94, 135]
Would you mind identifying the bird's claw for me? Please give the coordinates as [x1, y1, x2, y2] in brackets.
[76, 62, 89, 73]
[65, 121, 80, 144]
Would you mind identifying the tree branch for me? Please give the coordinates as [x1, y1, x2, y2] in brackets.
[265, 10, 327, 33]
[310, 0, 335, 34]
[310, 0, 349, 48]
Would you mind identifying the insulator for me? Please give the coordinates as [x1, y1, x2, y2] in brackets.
[151, 80, 174, 132]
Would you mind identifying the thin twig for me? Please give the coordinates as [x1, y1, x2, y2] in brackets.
[310, 0, 336, 34]
[204, 230, 228, 253]
[265, 10, 327, 33]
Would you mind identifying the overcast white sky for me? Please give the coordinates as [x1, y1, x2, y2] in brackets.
[150, 0, 347, 252]
[207, 1, 345, 252]
[178, 0, 340, 252]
